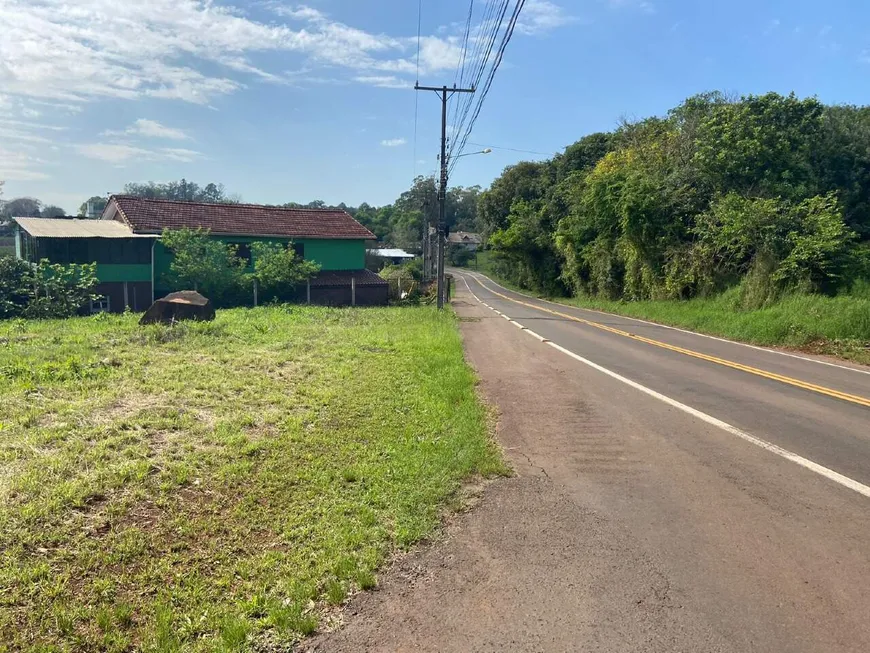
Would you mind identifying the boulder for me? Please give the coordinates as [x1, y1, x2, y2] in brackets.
[139, 291, 216, 325]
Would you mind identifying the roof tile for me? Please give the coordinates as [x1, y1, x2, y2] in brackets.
[111, 196, 375, 240]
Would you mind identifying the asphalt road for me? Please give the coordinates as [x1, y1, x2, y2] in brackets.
[308, 270, 870, 653]
[456, 270, 870, 489]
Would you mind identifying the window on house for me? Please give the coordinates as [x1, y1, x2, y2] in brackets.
[230, 243, 252, 264]
[90, 295, 110, 314]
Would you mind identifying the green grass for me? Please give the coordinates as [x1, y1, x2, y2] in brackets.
[468, 252, 870, 365]
[0, 306, 505, 652]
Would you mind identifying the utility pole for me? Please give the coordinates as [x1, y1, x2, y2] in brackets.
[415, 84, 475, 308]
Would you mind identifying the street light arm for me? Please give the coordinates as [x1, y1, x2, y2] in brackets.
[452, 148, 493, 161]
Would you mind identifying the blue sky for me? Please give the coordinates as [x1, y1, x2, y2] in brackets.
[1, 0, 869, 213]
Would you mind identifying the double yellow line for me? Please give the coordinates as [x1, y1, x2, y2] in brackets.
[469, 275, 870, 409]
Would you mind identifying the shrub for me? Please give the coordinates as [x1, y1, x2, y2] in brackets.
[0, 258, 98, 319]
[0, 257, 32, 319]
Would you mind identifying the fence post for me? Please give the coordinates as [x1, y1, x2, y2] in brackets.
[253, 278, 258, 307]
[307, 279, 311, 305]
[351, 275, 357, 306]
[398, 276, 402, 299]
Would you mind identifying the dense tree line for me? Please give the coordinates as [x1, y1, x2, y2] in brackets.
[0, 197, 67, 222]
[350, 177, 481, 250]
[479, 92, 870, 307]
[279, 177, 481, 251]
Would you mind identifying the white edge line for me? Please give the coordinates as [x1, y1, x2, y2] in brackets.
[525, 329, 549, 343]
[460, 272, 870, 500]
[467, 271, 870, 377]
[510, 321, 526, 330]
[502, 314, 512, 321]
[543, 338, 870, 499]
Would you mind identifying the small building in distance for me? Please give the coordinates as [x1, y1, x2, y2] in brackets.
[13, 196, 388, 312]
[447, 231, 482, 251]
[367, 247, 417, 266]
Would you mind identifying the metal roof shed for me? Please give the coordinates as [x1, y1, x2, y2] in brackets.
[14, 218, 157, 239]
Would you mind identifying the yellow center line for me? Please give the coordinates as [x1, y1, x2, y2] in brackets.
[468, 275, 870, 409]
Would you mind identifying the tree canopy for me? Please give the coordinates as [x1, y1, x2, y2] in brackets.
[481, 92, 870, 307]
[78, 196, 108, 218]
[122, 179, 236, 204]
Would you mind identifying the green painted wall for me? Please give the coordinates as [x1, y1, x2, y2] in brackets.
[300, 239, 365, 270]
[154, 237, 365, 291]
[96, 264, 152, 283]
[18, 232, 365, 292]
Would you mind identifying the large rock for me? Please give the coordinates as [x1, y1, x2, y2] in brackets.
[139, 291, 216, 325]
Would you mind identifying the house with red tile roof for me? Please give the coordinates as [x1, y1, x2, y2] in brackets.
[13, 196, 387, 312]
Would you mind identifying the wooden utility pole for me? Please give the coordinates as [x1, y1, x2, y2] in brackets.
[415, 84, 475, 308]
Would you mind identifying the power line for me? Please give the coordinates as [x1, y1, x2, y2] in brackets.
[413, 0, 423, 179]
[453, 1, 474, 89]
[450, 0, 527, 174]
[454, 0, 525, 164]
[415, 0, 423, 82]
[450, 0, 476, 133]
[466, 141, 554, 156]
[452, 0, 509, 137]
[450, 0, 497, 133]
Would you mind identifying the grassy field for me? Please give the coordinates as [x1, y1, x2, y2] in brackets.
[0, 307, 505, 652]
[469, 252, 870, 365]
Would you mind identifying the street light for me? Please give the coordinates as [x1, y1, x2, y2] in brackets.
[451, 148, 493, 161]
[429, 147, 493, 308]
[437, 148, 492, 163]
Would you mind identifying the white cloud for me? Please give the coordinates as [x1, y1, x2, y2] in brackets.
[77, 144, 152, 164]
[381, 138, 407, 147]
[0, 1, 571, 113]
[414, 36, 465, 74]
[764, 19, 781, 35]
[132, 119, 189, 140]
[0, 0, 461, 109]
[103, 118, 190, 140]
[160, 148, 202, 163]
[355, 75, 410, 89]
[78, 142, 203, 164]
[0, 126, 54, 145]
[609, 0, 655, 13]
[268, 4, 327, 22]
[517, 0, 576, 35]
[0, 1, 568, 184]
[0, 146, 51, 181]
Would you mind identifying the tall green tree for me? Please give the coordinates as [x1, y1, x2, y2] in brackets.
[78, 196, 108, 218]
[123, 180, 237, 203]
[160, 228, 247, 297]
[41, 205, 67, 218]
[1, 197, 41, 218]
[484, 91, 867, 302]
[249, 242, 320, 292]
[693, 93, 824, 200]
